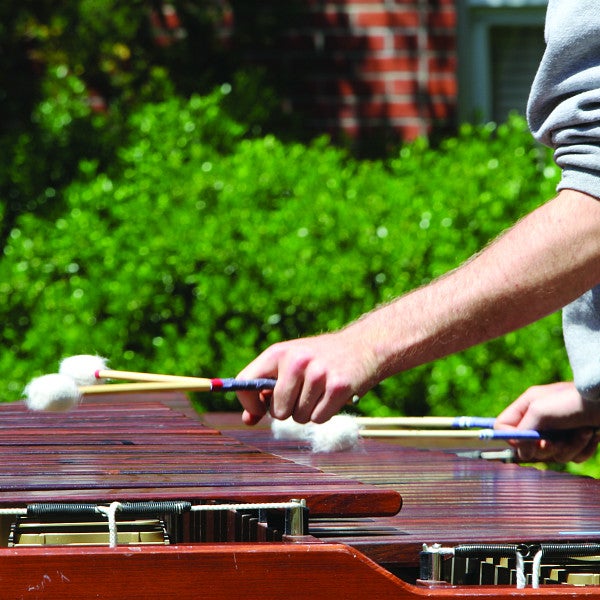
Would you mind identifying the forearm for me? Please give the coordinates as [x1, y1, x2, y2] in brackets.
[237, 189, 600, 425]
[346, 189, 600, 381]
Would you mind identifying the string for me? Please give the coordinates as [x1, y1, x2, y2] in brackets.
[531, 548, 543, 588]
[516, 548, 526, 589]
[96, 502, 123, 548]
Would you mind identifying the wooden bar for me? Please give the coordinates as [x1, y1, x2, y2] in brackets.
[2, 395, 600, 598]
[0, 400, 401, 518]
[205, 413, 600, 568]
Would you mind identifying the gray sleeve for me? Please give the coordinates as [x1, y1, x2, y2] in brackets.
[563, 288, 600, 400]
[528, 1, 600, 398]
[527, 0, 600, 199]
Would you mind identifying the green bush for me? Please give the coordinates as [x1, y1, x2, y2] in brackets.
[0, 89, 567, 429]
[0, 2, 286, 254]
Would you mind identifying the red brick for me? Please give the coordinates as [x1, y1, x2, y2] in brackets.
[354, 11, 420, 29]
[391, 33, 419, 52]
[390, 78, 420, 95]
[427, 76, 457, 97]
[360, 56, 418, 74]
[428, 10, 456, 30]
[428, 55, 457, 72]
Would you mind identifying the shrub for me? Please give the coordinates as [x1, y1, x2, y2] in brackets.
[0, 88, 566, 430]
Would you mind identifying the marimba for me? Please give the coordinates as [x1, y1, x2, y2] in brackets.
[3, 393, 600, 599]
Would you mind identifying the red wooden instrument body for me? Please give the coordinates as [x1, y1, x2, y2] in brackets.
[1, 394, 600, 599]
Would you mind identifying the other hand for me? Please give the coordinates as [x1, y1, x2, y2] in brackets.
[495, 381, 600, 463]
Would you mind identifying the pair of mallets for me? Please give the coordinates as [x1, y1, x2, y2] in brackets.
[24, 355, 276, 412]
[271, 414, 550, 453]
[23, 355, 549, 448]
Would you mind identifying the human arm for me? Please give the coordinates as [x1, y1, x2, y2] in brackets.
[237, 189, 600, 425]
[494, 382, 600, 463]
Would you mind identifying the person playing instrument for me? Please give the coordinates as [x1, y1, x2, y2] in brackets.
[236, 0, 600, 464]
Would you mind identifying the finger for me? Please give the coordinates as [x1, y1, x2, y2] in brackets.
[290, 365, 327, 424]
[310, 381, 354, 424]
[551, 428, 596, 463]
[514, 440, 542, 462]
[572, 431, 600, 463]
[516, 428, 595, 463]
[292, 385, 325, 424]
[242, 409, 264, 426]
[269, 351, 316, 421]
[240, 390, 272, 426]
[495, 394, 534, 428]
[237, 389, 268, 424]
[236, 351, 280, 424]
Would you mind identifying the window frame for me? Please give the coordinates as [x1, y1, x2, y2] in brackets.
[456, 0, 548, 123]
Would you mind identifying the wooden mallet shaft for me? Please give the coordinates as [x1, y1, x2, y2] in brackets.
[355, 416, 497, 429]
[84, 370, 277, 393]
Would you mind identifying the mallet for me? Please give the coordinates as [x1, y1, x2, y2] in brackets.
[271, 414, 565, 453]
[59, 354, 276, 392]
[23, 355, 277, 412]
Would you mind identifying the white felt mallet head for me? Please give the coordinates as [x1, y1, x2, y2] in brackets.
[271, 417, 315, 442]
[24, 373, 82, 412]
[271, 414, 361, 453]
[59, 354, 108, 385]
[309, 415, 361, 453]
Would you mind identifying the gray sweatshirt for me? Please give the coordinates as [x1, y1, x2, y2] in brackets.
[527, 0, 600, 399]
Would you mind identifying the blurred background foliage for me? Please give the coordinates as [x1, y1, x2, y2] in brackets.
[1, 2, 593, 473]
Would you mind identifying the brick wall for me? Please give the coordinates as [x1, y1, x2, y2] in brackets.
[156, 1, 458, 149]
[234, 0, 458, 149]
